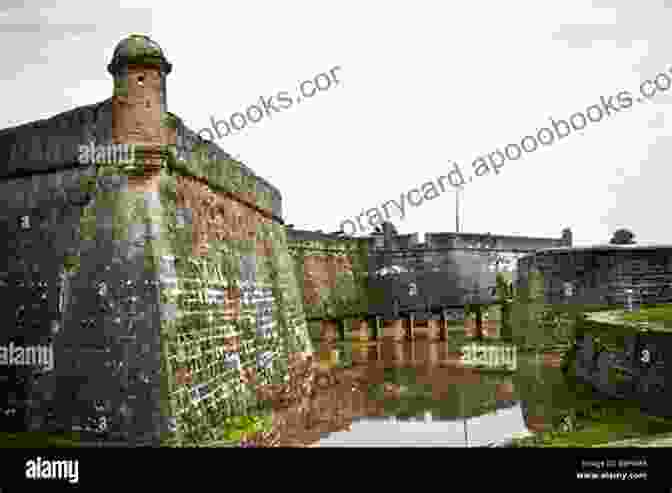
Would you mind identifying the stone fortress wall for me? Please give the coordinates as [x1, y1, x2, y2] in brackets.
[286, 224, 571, 323]
[0, 34, 311, 445]
[517, 245, 672, 306]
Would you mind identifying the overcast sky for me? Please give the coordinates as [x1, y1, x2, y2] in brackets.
[1, 0, 670, 246]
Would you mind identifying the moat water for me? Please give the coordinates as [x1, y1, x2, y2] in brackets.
[265, 336, 672, 447]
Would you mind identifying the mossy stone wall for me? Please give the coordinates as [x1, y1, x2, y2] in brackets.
[287, 236, 372, 320]
[157, 162, 312, 445]
[0, 149, 312, 446]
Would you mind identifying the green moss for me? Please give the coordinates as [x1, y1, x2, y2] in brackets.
[196, 413, 272, 447]
[78, 174, 97, 195]
[78, 201, 97, 242]
[162, 112, 179, 129]
[62, 254, 80, 274]
[113, 78, 128, 97]
[289, 240, 371, 320]
[121, 34, 163, 57]
[162, 154, 274, 213]
[90, 150, 311, 445]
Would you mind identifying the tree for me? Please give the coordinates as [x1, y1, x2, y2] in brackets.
[465, 280, 485, 341]
[474, 304, 484, 340]
[464, 302, 483, 340]
[495, 272, 512, 301]
[609, 228, 636, 245]
[496, 273, 513, 339]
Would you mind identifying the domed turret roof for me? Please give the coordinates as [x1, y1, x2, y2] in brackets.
[108, 34, 172, 75]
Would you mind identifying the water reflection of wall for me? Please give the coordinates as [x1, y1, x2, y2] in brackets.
[270, 373, 389, 446]
[272, 379, 538, 447]
[294, 341, 556, 446]
[350, 340, 455, 366]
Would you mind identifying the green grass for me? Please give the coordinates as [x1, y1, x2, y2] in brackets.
[525, 303, 672, 447]
[593, 431, 672, 447]
[620, 304, 672, 329]
[510, 398, 672, 447]
[0, 431, 85, 448]
[0, 412, 274, 448]
[180, 413, 273, 447]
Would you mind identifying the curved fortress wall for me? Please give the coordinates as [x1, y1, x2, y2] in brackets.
[0, 35, 311, 445]
[517, 245, 672, 306]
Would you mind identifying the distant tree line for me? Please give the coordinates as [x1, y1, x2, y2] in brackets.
[609, 228, 636, 245]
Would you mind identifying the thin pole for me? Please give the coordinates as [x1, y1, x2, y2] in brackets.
[461, 389, 468, 447]
[464, 413, 468, 447]
[456, 186, 460, 233]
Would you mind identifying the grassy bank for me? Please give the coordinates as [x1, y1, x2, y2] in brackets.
[514, 302, 672, 447]
[509, 398, 672, 447]
[0, 412, 274, 448]
[620, 304, 672, 329]
[0, 431, 86, 448]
